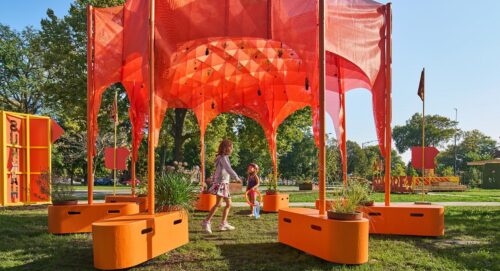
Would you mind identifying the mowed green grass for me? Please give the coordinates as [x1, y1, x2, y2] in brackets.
[0, 206, 499, 270]
[231, 189, 500, 203]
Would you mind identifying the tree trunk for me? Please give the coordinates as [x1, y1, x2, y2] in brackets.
[172, 108, 188, 162]
[159, 144, 168, 176]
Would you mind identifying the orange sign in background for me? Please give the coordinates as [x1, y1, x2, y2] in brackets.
[0, 111, 63, 206]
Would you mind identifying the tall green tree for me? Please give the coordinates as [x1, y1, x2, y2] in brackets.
[0, 24, 47, 114]
[393, 113, 458, 153]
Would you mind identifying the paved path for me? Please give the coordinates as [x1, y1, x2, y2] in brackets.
[90, 200, 499, 207]
[229, 201, 500, 207]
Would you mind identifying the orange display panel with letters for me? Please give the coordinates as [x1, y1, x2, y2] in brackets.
[0, 111, 60, 206]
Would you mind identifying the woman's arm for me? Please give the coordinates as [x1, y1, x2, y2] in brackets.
[221, 155, 240, 181]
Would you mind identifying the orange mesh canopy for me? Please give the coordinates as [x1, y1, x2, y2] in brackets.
[89, 0, 390, 173]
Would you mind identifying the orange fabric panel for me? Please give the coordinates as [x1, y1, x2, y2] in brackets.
[91, 7, 124, 157]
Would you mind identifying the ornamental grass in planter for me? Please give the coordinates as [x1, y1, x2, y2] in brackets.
[327, 181, 369, 221]
[38, 172, 78, 205]
[155, 171, 197, 213]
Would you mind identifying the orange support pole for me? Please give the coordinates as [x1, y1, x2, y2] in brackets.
[384, 3, 392, 207]
[131, 159, 136, 196]
[147, 0, 156, 215]
[86, 5, 94, 205]
[318, 0, 326, 215]
[200, 133, 205, 189]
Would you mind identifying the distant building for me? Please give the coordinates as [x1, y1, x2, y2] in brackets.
[467, 159, 500, 189]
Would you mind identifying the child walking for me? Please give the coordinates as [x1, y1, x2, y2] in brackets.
[246, 163, 260, 216]
[202, 139, 241, 234]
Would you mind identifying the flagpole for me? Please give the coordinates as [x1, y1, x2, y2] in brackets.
[113, 90, 118, 196]
[421, 68, 425, 201]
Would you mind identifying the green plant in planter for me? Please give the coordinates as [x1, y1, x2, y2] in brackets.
[327, 181, 369, 220]
[265, 173, 278, 194]
[38, 172, 77, 204]
[296, 175, 312, 185]
[155, 171, 197, 212]
[347, 178, 373, 206]
[135, 178, 148, 196]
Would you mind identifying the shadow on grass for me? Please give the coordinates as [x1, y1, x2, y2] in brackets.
[367, 207, 500, 271]
[416, 207, 500, 270]
[0, 211, 95, 271]
[218, 242, 348, 271]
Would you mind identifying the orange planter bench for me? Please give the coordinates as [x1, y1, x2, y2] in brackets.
[105, 195, 148, 212]
[263, 193, 289, 212]
[92, 210, 189, 270]
[195, 192, 217, 211]
[48, 203, 139, 234]
[359, 203, 444, 236]
[278, 208, 368, 264]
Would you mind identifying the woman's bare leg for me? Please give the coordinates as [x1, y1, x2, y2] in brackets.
[221, 197, 232, 224]
[205, 196, 222, 222]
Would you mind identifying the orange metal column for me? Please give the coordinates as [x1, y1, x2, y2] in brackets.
[318, 0, 326, 215]
[131, 159, 136, 196]
[200, 134, 205, 188]
[86, 5, 94, 205]
[384, 3, 392, 206]
[147, 0, 156, 215]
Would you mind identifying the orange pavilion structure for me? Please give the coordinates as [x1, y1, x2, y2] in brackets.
[47, 0, 445, 269]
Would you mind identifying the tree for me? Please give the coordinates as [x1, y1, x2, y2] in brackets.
[0, 24, 47, 114]
[437, 130, 497, 184]
[280, 133, 318, 181]
[393, 113, 458, 153]
[346, 141, 368, 177]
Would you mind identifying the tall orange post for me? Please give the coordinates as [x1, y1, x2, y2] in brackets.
[340, 71, 347, 186]
[318, 0, 326, 215]
[384, 3, 392, 207]
[147, 0, 156, 215]
[200, 134, 205, 188]
[131, 159, 136, 196]
[86, 5, 94, 205]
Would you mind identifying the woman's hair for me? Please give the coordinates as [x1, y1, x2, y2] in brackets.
[217, 139, 233, 156]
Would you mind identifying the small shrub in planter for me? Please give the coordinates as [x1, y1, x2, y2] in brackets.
[155, 171, 197, 213]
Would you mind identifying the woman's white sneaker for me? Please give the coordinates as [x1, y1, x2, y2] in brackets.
[219, 222, 235, 231]
[201, 220, 212, 234]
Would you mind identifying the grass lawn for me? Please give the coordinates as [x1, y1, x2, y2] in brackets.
[0, 206, 499, 270]
[231, 189, 500, 203]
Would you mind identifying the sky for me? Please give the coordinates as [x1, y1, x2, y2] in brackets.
[1, 0, 499, 161]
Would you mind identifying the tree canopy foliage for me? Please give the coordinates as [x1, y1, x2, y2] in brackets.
[393, 113, 458, 153]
